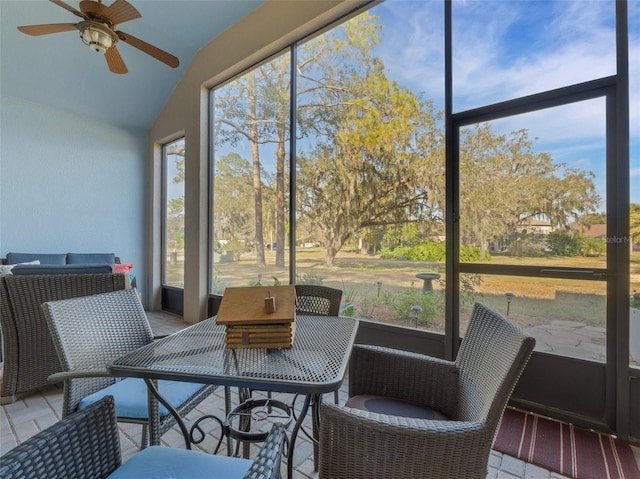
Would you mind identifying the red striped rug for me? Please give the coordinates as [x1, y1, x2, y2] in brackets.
[493, 408, 640, 479]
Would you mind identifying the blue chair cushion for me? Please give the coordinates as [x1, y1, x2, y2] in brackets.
[345, 394, 450, 420]
[79, 378, 206, 419]
[106, 446, 252, 479]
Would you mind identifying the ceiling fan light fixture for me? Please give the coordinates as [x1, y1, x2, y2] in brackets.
[80, 23, 115, 54]
[18, 0, 178, 73]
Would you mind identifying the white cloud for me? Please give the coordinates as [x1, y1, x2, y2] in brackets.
[375, 0, 639, 141]
[371, 0, 638, 202]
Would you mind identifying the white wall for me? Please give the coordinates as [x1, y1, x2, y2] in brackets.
[0, 95, 148, 299]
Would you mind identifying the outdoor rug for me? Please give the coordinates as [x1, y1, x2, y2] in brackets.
[493, 408, 640, 479]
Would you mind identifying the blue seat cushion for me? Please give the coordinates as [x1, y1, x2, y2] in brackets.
[345, 394, 450, 420]
[79, 378, 206, 419]
[106, 446, 252, 479]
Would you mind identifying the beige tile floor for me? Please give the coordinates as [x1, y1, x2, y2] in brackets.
[1, 310, 635, 478]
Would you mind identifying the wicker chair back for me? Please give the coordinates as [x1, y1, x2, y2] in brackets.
[295, 284, 342, 316]
[455, 302, 536, 428]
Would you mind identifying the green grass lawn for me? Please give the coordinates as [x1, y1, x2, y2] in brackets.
[167, 248, 640, 330]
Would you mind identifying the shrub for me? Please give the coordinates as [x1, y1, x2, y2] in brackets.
[459, 244, 487, 262]
[380, 245, 412, 260]
[580, 237, 605, 257]
[410, 242, 446, 262]
[547, 230, 582, 256]
[212, 270, 228, 294]
[296, 271, 324, 285]
[380, 289, 440, 327]
[381, 241, 486, 262]
[459, 273, 483, 306]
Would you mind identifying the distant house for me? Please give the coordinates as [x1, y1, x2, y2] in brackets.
[571, 223, 607, 239]
[517, 217, 553, 235]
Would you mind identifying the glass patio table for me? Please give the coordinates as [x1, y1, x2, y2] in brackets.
[107, 314, 359, 479]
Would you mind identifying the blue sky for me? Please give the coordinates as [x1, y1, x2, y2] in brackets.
[372, 0, 640, 206]
[210, 0, 639, 209]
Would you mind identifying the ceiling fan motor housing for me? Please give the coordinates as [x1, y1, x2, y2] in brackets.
[79, 21, 116, 54]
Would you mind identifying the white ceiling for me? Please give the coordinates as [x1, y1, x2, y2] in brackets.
[0, 0, 265, 130]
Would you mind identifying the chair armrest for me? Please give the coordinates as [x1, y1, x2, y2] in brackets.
[319, 402, 492, 479]
[243, 423, 286, 479]
[48, 368, 111, 383]
[349, 345, 459, 417]
[0, 396, 121, 479]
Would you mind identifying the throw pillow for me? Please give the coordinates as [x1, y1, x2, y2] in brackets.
[114, 263, 134, 273]
[0, 264, 13, 275]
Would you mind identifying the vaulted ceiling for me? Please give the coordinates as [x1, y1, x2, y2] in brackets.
[0, 0, 265, 131]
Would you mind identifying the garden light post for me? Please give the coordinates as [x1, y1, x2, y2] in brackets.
[411, 305, 422, 328]
[505, 292, 514, 315]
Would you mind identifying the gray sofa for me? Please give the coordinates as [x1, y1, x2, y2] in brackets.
[2, 252, 116, 275]
[0, 270, 129, 404]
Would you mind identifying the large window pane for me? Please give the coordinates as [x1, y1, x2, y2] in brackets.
[460, 274, 607, 362]
[163, 138, 185, 287]
[294, 1, 446, 331]
[452, 0, 616, 112]
[460, 99, 606, 267]
[211, 52, 291, 293]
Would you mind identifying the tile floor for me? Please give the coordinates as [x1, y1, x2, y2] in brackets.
[1, 310, 636, 478]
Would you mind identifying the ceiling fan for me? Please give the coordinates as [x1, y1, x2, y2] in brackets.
[17, 0, 179, 74]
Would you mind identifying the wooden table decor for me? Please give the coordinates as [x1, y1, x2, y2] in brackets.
[216, 286, 297, 349]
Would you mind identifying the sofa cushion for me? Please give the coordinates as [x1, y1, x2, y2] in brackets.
[67, 253, 115, 265]
[6, 253, 66, 265]
[11, 264, 114, 275]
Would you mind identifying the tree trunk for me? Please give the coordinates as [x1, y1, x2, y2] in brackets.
[325, 232, 348, 266]
[359, 237, 368, 255]
[250, 74, 265, 267]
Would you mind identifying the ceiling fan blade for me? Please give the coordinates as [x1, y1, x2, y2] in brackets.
[105, 0, 141, 25]
[50, 0, 86, 19]
[116, 31, 179, 68]
[17, 23, 78, 36]
[79, 0, 109, 18]
[105, 46, 128, 74]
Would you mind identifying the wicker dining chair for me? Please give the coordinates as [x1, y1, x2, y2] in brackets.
[319, 302, 536, 479]
[0, 395, 286, 479]
[295, 284, 342, 317]
[41, 289, 218, 448]
[294, 284, 343, 405]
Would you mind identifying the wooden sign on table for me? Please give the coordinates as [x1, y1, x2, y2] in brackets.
[216, 286, 297, 349]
